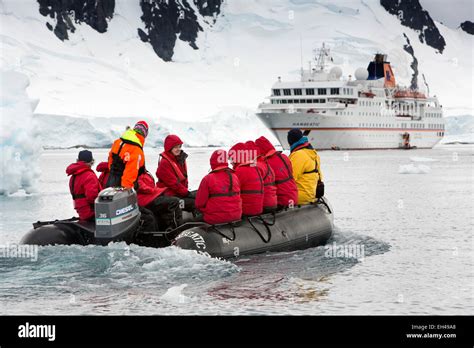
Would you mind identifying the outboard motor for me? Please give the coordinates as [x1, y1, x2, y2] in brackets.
[94, 187, 141, 244]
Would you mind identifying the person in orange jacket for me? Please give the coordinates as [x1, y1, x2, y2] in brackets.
[106, 121, 148, 189]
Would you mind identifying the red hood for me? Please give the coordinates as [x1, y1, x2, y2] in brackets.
[210, 149, 228, 170]
[244, 140, 260, 160]
[255, 136, 275, 155]
[164, 134, 183, 152]
[96, 162, 109, 172]
[229, 142, 247, 165]
[66, 162, 92, 176]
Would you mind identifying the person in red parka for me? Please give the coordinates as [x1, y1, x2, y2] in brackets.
[156, 134, 195, 212]
[96, 161, 109, 189]
[136, 169, 182, 230]
[255, 136, 298, 208]
[229, 142, 264, 216]
[66, 150, 101, 221]
[245, 140, 277, 213]
[195, 150, 242, 225]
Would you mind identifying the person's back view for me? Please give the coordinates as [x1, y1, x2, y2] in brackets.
[255, 136, 298, 208]
[106, 121, 148, 188]
[245, 140, 277, 213]
[287, 129, 324, 205]
[195, 150, 242, 224]
[66, 150, 101, 221]
[229, 142, 264, 216]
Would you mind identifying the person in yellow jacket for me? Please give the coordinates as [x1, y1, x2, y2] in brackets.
[287, 129, 324, 205]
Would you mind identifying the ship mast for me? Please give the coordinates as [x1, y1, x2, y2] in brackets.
[313, 42, 332, 71]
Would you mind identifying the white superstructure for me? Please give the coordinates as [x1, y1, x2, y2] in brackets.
[257, 44, 445, 150]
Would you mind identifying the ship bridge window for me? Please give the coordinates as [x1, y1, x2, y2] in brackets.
[318, 88, 327, 95]
[305, 88, 314, 95]
[294, 89, 302, 95]
[273, 89, 281, 96]
[283, 89, 291, 96]
[282, 99, 287, 104]
[330, 88, 340, 95]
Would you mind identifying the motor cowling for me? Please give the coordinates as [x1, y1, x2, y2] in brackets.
[94, 187, 141, 243]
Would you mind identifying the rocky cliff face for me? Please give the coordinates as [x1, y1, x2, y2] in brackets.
[137, 0, 220, 62]
[36, 1, 456, 64]
[380, 0, 446, 53]
[38, 0, 115, 41]
[37, 0, 221, 61]
[460, 21, 474, 35]
[402, 33, 419, 90]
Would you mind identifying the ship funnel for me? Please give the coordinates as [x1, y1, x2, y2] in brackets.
[367, 53, 396, 88]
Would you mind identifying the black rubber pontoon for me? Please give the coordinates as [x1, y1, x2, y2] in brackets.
[171, 198, 333, 259]
[21, 187, 334, 259]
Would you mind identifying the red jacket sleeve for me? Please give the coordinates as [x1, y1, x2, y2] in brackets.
[138, 173, 155, 194]
[156, 159, 189, 197]
[195, 176, 209, 212]
[84, 172, 100, 204]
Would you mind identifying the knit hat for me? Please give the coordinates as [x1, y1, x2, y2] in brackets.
[287, 128, 303, 146]
[78, 150, 93, 163]
[133, 120, 149, 138]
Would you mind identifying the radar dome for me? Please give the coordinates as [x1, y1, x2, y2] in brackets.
[329, 66, 342, 79]
[355, 67, 368, 80]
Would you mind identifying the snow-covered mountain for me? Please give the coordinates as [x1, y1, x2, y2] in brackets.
[1, 0, 473, 145]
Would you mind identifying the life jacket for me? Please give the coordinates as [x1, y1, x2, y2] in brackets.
[292, 143, 320, 176]
[235, 162, 264, 216]
[196, 166, 242, 225]
[159, 151, 187, 184]
[258, 158, 277, 209]
[106, 130, 145, 188]
[289, 142, 322, 205]
[208, 167, 240, 199]
[272, 151, 293, 184]
[66, 162, 100, 220]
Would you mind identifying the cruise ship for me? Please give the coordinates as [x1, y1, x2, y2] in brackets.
[256, 44, 445, 150]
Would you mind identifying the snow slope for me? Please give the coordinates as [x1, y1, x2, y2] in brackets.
[1, 0, 472, 122]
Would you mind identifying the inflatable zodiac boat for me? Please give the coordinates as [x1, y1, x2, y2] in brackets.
[21, 187, 334, 259]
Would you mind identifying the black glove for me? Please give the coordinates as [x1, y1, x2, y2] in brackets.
[316, 181, 325, 198]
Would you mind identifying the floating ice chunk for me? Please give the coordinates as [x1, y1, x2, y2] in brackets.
[398, 163, 431, 174]
[160, 284, 192, 304]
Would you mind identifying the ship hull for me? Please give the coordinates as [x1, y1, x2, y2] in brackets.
[257, 112, 443, 150]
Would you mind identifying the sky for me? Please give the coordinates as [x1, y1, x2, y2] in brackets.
[419, 0, 473, 28]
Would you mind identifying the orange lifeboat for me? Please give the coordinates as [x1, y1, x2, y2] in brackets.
[361, 91, 376, 98]
[394, 89, 426, 99]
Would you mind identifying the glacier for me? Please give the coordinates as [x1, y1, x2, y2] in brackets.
[0, 71, 42, 194]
